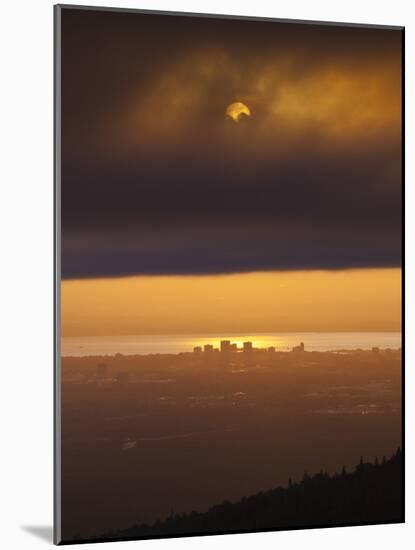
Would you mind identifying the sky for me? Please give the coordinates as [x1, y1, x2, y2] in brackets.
[60, 8, 402, 335]
[61, 269, 401, 336]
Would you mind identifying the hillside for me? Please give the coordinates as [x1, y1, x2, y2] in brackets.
[102, 449, 403, 540]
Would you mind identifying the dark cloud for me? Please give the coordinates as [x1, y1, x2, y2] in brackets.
[60, 7, 402, 279]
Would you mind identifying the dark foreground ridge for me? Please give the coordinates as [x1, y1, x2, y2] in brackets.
[101, 449, 403, 540]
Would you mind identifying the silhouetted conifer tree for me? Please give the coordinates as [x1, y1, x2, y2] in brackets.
[101, 452, 402, 541]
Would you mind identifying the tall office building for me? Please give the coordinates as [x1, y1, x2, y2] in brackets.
[243, 341, 253, 353]
[292, 342, 305, 352]
[220, 340, 232, 353]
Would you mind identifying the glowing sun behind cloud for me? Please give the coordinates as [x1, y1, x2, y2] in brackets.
[226, 101, 251, 122]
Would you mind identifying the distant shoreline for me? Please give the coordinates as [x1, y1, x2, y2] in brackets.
[62, 346, 401, 359]
[61, 331, 401, 358]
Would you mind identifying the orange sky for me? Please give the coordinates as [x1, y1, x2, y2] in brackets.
[61, 268, 401, 336]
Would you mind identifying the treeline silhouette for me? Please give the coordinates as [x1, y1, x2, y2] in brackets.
[104, 449, 402, 539]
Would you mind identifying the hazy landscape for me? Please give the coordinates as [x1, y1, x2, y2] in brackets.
[61, 341, 401, 539]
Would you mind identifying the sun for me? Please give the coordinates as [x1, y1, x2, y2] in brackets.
[226, 101, 251, 123]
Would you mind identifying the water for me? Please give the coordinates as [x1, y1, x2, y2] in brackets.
[61, 332, 401, 357]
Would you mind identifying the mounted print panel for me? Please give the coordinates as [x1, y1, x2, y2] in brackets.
[54, 5, 403, 544]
